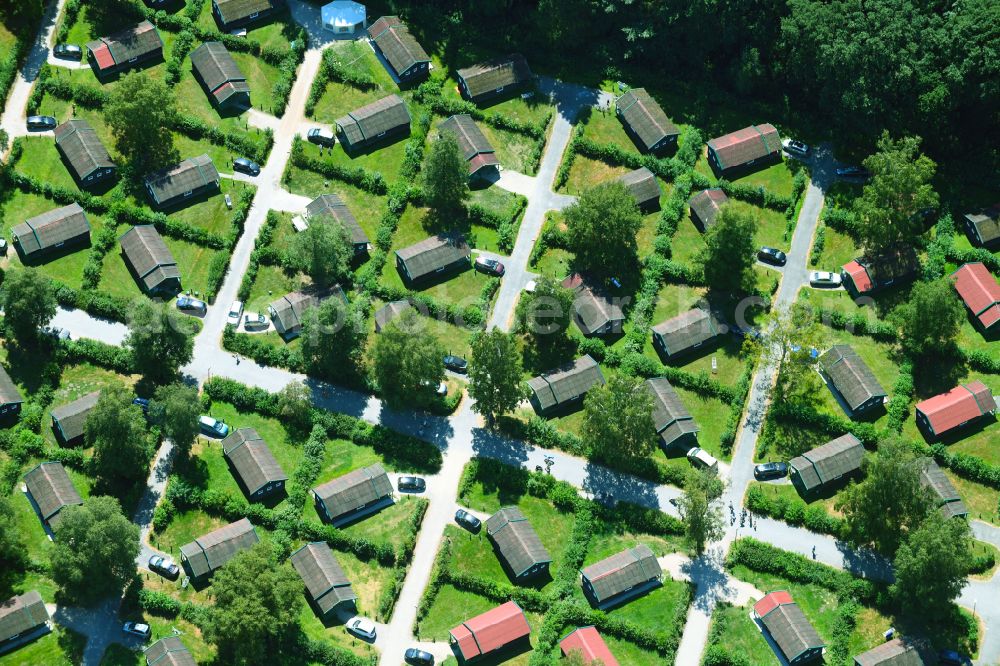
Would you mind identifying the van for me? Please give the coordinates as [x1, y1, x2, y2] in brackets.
[686, 447, 719, 474]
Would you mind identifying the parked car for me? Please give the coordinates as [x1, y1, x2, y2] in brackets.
[398, 476, 426, 492]
[687, 447, 719, 473]
[421, 379, 448, 396]
[443, 355, 468, 373]
[53, 44, 82, 60]
[148, 555, 179, 579]
[132, 397, 150, 415]
[26, 115, 57, 130]
[474, 256, 505, 276]
[44, 326, 71, 341]
[783, 139, 810, 157]
[757, 246, 787, 266]
[835, 165, 870, 179]
[346, 617, 376, 640]
[404, 648, 434, 666]
[808, 271, 842, 287]
[307, 127, 336, 147]
[244, 312, 267, 330]
[233, 157, 260, 176]
[199, 415, 230, 438]
[122, 621, 151, 640]
[455, 509, 482, 532]
[176, 295, 207, 312]
[523, 280, 537, 293]
[0, 238, 7, 255]
[227, 301, 243, 326]
[753, 462, 788, 481]
[939, 650, 972, 666]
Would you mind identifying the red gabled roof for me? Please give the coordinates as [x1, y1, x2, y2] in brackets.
[450, 601, 530, 660]
[707, 124, 781, 169]
[916, 381, 996, 436]
[559, 626, 620, 666]
[951, 262, 1000, 330]
[753, 590, 794, 618]
[842, 260, 872, 293]
[91, 44, 115, 71]
[469, 152, 500, 175]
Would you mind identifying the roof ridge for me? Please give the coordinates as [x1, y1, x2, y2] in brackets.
[634, 94, 667, 137]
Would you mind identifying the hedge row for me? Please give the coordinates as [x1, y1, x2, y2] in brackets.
[744, 484, 845, 537]
[369, 274, 499, 331]
[553, 122, 586, 190]
[0, 20, 32, 116]
[306, 48, 379, 116]
[769, 400, 880, 447]
[54, 280, 134, 323]
[962, 348, 1000, 374]
[399, 109, 431, 183]
[931, 444, 1000, 490]
[717, 178, 794, 212]
[173, 113, 274, 165]
[813, 306, 896, 341]
[289, 137, 389, 194]
[466, 195, 527, 255]
[574, 135, 690, 182]
[81, 224, 119, 290]
[809, 224, 826, 266]
[885, 360, 914, 433]
[420, 85, 552, 140]
[237, 210, 281, 301]
[61, 338, 135, 375]
[375, 498, 428, 621]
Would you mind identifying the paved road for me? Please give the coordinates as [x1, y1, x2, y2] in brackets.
[53, 307, 128, 345]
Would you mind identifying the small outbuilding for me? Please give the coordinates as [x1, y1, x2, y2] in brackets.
[853, 636, 934, 666]
[456, 54, 533, 105]
[963, 204, 1000, 248]
[950, 262, 1000, 333]
[119, 225, 181, 296]
[438, 114, 500, 179]
[559, 626, 619, 666]
[0, 590, 51, 654]
[527, 355, 605, 415]
[23, 461, 83, 531]
[561, 273, 625, 337]
[0, 365, 24, 418]
[11, 203, 91, 260]
[306, 194, 370, 255]
[86, 21, 163, 78]
[268, 286, 346, 340]
[915, 381, 996, 440]
[190, 42, 250, 111]
[367, 16, 430, 82]
[753, 591, 825, 665]
[212, 0, 282, 31]
[321, 1, 367, 36]
[651, 308, 722, 361]
[179, 518, 260, 580]
[335, 94, 410, 153]
[144, 636, 196, 666]
[449, 601, 531, 662]
[916, 458, 968, 519]
[290, 541, 357, 619]
[707, 124, 782, 177]
[395, 235, 471, 284]
[615, 88, 679, 154]
[616, 167, 661, 212]
[312, 463, 393, 527]
[645, 377, 699, 449]
[144, 154, 220, 209]
[373, 300, 411, 333]
[818, 345, 888, 417]
[54, 120, 116, 187]
[788, 434, 865, 495]
[840, 246, 920, 297]
[688, 188, 728, 232]
[50, 391, 100, 444]
[485, 506, 552, 582]
[222, 428, 288, 500]
[580, 544, 661, 609]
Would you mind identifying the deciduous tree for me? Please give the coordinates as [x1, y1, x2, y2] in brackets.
[150, 383, 201, 455]
[583, 374, 656, 462]
[0, 268, 56, 345]
[698, 206, 757, 294]
[469, 329, 526, 425]
[300, 295, 367, 379]
[422, 132, 469, 213]
[677, 468, 725, 555]
[50, 496, 139, 605]
[277, 381, 313, 439]
[0, 497, 23, 567]
[105, 72, 178, 174]
[564, 182, 642, 272]
[892, 510, 972, 614]
[288, 217, 353, 289]
[515, 277, 574, 345]
[86, 386, 152, 484]
[371, 309, 444, 407]
[747, 303, 825, 401]
[891, 278, 965, 357]
[124, 300, 195, 383]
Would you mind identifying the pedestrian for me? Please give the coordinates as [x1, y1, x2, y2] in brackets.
[812, 545, 816, 560]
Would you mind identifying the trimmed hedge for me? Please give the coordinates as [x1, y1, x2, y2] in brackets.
[813, 307, 896, 341]
[289, 137, 388, 194]
[744, 484, 845, 537]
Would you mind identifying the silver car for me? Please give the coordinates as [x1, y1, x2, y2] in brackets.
[809, 271, 842, 287]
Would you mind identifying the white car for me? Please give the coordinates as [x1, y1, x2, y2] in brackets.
[809, 271, 842, 287]
[122, 621, 151, 639]
[244, 312, 268, 330]
[227, 301, 243, 326]
[346, 617, 376, 640]
[686, 447, 719, 473]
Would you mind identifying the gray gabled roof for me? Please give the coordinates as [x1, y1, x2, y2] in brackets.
[645, 378, 699, 447]
[789, 434, 865, 493]
[616, 88, 679, 151]
[189, 42, 249, 106]
[305, 194, 369, 246]
[438, 114, 499, 175]
[485, 506, 552, 577]
[374, 300, 411, 332]
[0, 590, 49, 644]
[580, 544, 661, 603]
[312, 464, 393, 522]
[965, 206, 1000, 245]
[819, 345, 888, 413]
[144, 636, 197, 666]
[616, 167, 661, 208]
[755, 592, 825, 662]
[144, 154, 219, 206]
[290, 542, 357, 616]
[457, 54, 533, 99]
[336, 94, 410, 146]
[214, 0, 276, 24]
[23, 461, 83, 529]
[688, 189, 729, 230]
[268, 286, 345, 334]
[652, 308, 721, 356]
[916, 458, 968, 518]
[0, 365, 23, 407]
[50, 391, 101, 442]
[179, 518, 259, 579]
[119, 225, 181, 292]
[367, 16, 430, 75]
[54, 120, 115, 181]
[561, 273, 624, 336]
[12, 203, 90, 256]
[853, 636, 934, 666]
[222, 428, 288, 496]
[86, 21, 163, 66]
[396, 235, 470, 281]
[527, 355, 605, 412]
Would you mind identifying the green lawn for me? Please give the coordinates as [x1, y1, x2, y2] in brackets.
[165, 181, 252, 237]
[947, 471, 999, 524]
[570, 578, 692, 636]
[309, 43, 399, 124]
[173, 132, 239, 175]
[706, 601, 782, 665]
[283, 164, 387, 238]
[0, 626, 87, 666]
[581, 107, 637, 151]
[440, 78, 554, 130]
[246, 264, 304, 315]
[602, 633, 666, 666]
[326, 548, 397, 622]
[531, 247, 574, 282]
[296, 135, 411, 188]
[196, 1, 300, 54]
[174, 49, 284, 126]
[812, 224, 860, 272]
[155, 508, 229, 558]
[100, 236, 224, 301]
[336, 496, 426, 553]
[480, 124, 542, 175]
[442, 525, 512, 586]
[423, 316, 476, 359]
[560, 155, 631, 195]
[732, 161, 796, 199]
[298, 592, 380, 657]
[13, 137, 78, 190]
[725, 200, 791, 253]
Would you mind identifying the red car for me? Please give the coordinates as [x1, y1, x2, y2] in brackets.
[475, 257, 505, 276]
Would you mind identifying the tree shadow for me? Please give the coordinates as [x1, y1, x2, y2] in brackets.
[582, 460, 660, 510]
[4, 340, 62, 397]
[520, 334, 580, 377]
[912, 347, 968, 399]
[466, 439, 530, 503]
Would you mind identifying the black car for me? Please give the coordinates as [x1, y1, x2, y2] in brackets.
[753, 462, 788, 481]
[398, 476, 426, 492]
[132, 397, 150, 415]
[939, 650, 971, 666]
[233, 157, 260, 176]
[53, 44, 83, 60]
[404, 648, 434, 666]
[474, 257, 505, 277]
[26, 115, 57, 130]
[455, 509, 481, 532]
[757, 247, 787, 266]
[835, 166, 870, 179]
[443, 355, 468, 373]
